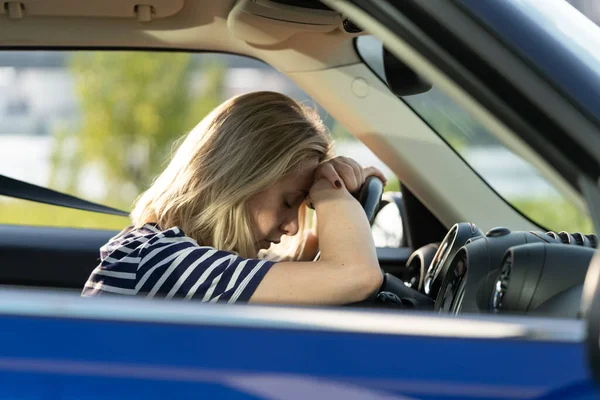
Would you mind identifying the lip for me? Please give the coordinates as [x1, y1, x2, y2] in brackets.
[259, 240, 279, 249]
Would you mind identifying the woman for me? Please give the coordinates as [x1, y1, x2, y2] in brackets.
[82, 91, 386, 305]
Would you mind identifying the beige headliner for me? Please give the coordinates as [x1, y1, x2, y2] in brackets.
[0, 0, 358, 73]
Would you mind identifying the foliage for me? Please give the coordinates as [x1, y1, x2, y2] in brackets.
[0, 198, 129, 230]
[512, 198, 594, 234]
[385, 177, 401, 193]
[404, 89, 500, 150]
[381, 178, 594, 234]
[49, 52, 225, 209]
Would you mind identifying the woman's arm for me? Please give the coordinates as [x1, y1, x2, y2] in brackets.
[250, 179, 382, 305]
[297, 155, 386, 262]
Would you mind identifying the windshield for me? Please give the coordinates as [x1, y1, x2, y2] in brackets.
[403, 88, 593, 233]
[357, 0, 600, 234]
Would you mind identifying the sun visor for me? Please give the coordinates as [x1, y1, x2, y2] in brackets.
[227, 0, 343, 46]
[0, 0, 184, 21]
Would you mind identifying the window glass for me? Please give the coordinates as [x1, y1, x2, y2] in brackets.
[404, 87, 594, 233]
[0, 51, 398, 230]
[356, 32, 594, 234]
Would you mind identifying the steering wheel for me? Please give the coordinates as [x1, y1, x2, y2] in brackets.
[357, 175, 386, 225]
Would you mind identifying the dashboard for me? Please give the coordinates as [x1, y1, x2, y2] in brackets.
[392, 222, 598, 318]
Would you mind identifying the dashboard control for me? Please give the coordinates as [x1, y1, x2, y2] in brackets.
[404, 221, 596, 318]
[546, 231, 597, 248]
[572, 232, 587, 247]
[423, 222, 482, 298]
[404, 243, 439, 290]
[417, 222, 597, 315]
[437, 253, 467, 313]
[588, 234, 598, 248]
[558, 231, 575, 245]
[491, 243, 594, 317]
[492, 256, 512, 311]
[486, 227, 511, 237]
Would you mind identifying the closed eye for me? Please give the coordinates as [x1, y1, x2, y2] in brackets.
[284, 190, 308, 209]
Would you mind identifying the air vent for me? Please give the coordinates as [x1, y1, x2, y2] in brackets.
[588, 234, 598, 248]
[572, 232, 586, 246]
[546, 231, 560, 241]
[492, 255, 512, 312]
[545, 231, 597, 248]
[558, 231, 574, 244]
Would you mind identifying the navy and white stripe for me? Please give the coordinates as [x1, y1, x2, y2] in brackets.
[82, 224, 274, 303]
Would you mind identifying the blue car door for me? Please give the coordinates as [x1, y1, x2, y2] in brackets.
[0, 288, 595, 399]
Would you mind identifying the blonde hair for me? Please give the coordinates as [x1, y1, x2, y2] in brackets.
[131, 91, 333, 259]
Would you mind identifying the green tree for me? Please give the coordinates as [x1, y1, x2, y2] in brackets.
[50, 52, 225, 209]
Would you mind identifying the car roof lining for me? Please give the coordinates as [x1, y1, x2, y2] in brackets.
[0, 0, 361, 73]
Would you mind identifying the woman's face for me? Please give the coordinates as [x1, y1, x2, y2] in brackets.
[247, 158, 318, 250]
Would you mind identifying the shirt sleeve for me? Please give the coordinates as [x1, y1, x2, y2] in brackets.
[137, 241, 275, 303]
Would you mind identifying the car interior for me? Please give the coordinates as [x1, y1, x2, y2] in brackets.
[0, 0, 597, 319]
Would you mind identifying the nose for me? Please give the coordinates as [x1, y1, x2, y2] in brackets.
[281, 212, 299, 237]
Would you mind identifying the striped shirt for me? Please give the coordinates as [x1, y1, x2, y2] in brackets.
[82, 223, 274, 303]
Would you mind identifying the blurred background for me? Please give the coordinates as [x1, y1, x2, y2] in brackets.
[0, 0, 596, 234]
[0, 51, 400, 230]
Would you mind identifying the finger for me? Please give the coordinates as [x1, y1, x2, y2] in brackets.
[363, 166, 388, 184]
[336, 156, 366, 188]
[331, 159, 359, 192]
[345, 157, 364, 188]
[315, 162, 344, 189]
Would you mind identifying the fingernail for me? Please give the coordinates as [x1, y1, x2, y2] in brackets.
[335, 180, 342, 188]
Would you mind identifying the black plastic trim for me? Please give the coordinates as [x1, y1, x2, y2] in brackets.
[401, 185, 447, 250]
[0, 225, 117, 289]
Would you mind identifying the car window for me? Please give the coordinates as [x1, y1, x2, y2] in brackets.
[403, 87, 594, 233]
[356, 34, 593, 234]
[0, 51, 398, 231]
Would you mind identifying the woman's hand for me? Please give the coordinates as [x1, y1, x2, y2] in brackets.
[300, 157, 387, 260]
[314, 156, 387, 193]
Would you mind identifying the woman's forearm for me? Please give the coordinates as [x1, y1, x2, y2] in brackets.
[315, 191, 379, 273]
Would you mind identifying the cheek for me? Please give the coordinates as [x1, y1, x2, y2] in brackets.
[248, 197, 281, 237]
